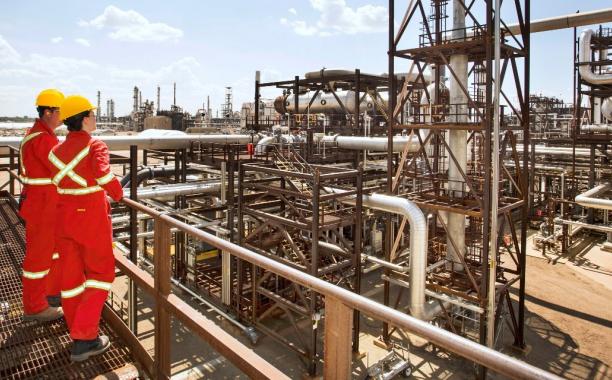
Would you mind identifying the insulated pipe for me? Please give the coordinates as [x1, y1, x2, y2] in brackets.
[442, 8, 612, 40]
[360, 193, 431, 320]
[515, 144, 609, 157]
[509, 8, 612, 34]
[0, 134, 260, 153]
[323, 188, 433, 320]
[554, 218, 612, 234]
[121, 165, 200, 188]
[274, 91, 381, 115]
[363, 254, 408, 272]
[579, 29, 612, 85]
[320, 135, 420, 153]
[580, 124, 612, 133]
[122, 181, 226, 200]
[575, 183, 612, 211]
[254, 135, 276, 155]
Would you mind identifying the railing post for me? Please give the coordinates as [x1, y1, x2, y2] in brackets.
[324, 295, 353, 380]
[154, 218, 172, 379]
[129, 145, 138, 333]
[9, 148, 15, 196]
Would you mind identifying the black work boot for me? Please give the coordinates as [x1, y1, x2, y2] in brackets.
[70, 335, 111, 362]
[47, 295, 61, 307]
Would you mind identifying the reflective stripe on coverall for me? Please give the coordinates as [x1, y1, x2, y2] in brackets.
[19, 119, 61, 315]
[49, 130, 123, 340]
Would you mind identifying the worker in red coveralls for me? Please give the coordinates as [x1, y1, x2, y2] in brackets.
[49, 95, 123, 361]
[20, 89, 65, 322]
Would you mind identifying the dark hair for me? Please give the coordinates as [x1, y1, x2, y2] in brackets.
[37, 106, 53, 118]
[64, 110, 91, 132]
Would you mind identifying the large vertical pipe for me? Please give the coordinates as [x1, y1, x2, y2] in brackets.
[207, 96, 211, 123]
[97, 91, 101, 122]
[157, 85, 161, 113]
[173, 82, 177, 107]
[133, 86, 139, 114]
[447, 0, 468, 271]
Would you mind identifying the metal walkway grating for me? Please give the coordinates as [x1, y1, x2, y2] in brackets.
[0, 195, 138, 379]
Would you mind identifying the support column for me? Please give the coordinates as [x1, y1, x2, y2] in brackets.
[128, 145, 138, 334]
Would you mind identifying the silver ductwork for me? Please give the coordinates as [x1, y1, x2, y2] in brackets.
[579, 29, 612, 86]
[575, 183, 612, 211]
[320, 135, 420, 153]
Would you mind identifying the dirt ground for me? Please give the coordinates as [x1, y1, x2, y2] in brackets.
[504, 236, 612, 380]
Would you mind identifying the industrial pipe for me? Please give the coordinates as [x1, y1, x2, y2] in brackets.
[509, 8, 612, 34]
[580, 124, 612, 133]
[121, 165, 200, 188]
[575, 183, 612, 211]
[274, 91, 380, 115]
[0, 134, 260, 153]
[579, 29, 612, 85]
[254, 136, 276, 155]
[122, 181, 226, 200]
[554, 218, 612, 234]
[363, 254, 408, 273]
[320, 135, 420, 153]
[323, 188, 434, 319]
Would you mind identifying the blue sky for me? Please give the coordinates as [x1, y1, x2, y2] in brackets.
[0, 1, 610, 117]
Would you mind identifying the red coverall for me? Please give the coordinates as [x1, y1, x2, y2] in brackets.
[48, 131, 123, 340]
[19, 119, 62, 315]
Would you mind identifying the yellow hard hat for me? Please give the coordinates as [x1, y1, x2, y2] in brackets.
[60, 95, 96, 120]
[35, 89, 65, 108]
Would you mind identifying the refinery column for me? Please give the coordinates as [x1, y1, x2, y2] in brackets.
[446, 0, 468, 271]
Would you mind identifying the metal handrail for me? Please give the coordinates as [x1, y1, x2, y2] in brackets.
[120, 197, 560, 380]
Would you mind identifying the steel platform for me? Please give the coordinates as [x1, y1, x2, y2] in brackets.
[0, 195, 138, 379]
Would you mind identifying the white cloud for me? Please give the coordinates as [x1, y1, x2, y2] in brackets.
[281, 0, 387, 36]
[0, 35, 20, 63]
[79, 5, 183, 42]
[51, 36, 63, 44]
[0, 34, 227, 116]
[75, 38, 91, 47]
[280, 18, 318, 36]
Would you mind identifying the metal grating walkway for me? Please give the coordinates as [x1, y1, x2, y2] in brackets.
[0, 195, 137, 379]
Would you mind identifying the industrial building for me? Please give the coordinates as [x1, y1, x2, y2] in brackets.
[0, 2, 610, 379]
